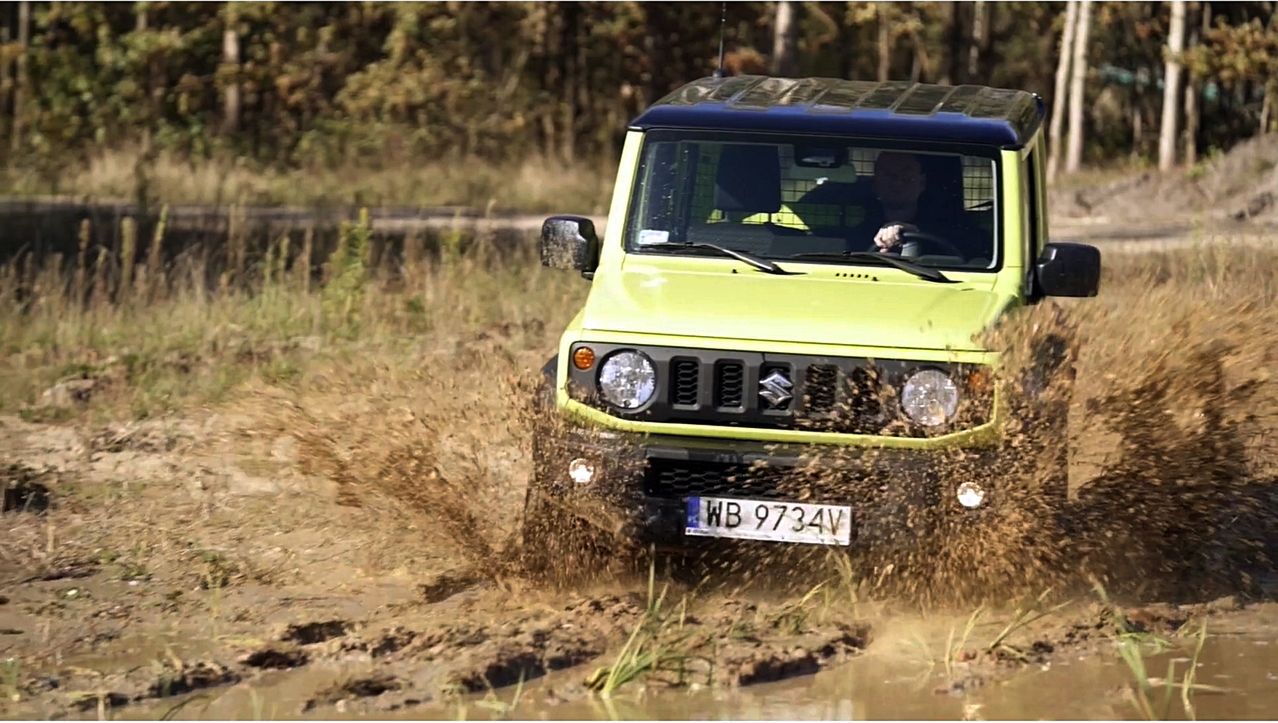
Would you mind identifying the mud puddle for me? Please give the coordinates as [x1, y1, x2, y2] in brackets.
[474, 633, 1278, 720]
[85, 600, 1278, 720]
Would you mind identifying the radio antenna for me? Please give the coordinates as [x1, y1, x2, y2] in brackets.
[713, 2, 727, 78]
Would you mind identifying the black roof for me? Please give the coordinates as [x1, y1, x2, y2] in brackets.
[631, 76, 1046, 149]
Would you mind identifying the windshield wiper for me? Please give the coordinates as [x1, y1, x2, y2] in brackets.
[640, 241, 801, 276]
[788, 251, 956, 283]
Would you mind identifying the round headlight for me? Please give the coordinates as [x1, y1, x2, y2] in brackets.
[598, 351, 656, 410]
[901, 369, 960, 427]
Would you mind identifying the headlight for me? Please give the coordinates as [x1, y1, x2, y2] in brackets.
[901, 369, 960, 427]
[598, 351, 656, 410]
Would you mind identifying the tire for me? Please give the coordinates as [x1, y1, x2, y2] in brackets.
[519, 356, 618, 580]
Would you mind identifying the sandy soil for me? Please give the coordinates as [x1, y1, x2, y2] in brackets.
[1, 403, 1275, 719]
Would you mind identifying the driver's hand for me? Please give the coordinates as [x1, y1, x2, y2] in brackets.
[873, 222, 918, 252]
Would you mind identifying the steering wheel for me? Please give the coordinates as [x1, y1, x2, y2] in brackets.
[897, 230, 964, 259]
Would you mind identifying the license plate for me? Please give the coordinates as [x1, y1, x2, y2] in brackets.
[684, 496, 852, 546]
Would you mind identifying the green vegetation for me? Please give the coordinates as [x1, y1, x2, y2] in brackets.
[585, 564, 699, 697]
[0, 3, 1275, 211]
[1091, 581, 1229, 720]
[1, 658, 19, 703]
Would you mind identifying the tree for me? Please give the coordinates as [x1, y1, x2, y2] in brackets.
[2, 2, 1277, 178]
[1066, 0, 1092, 173]
[10, 0, 28, 153]
[771, 0, 798, 77]
[1048, 0, 1079, 181]
[220, 3, 240, 136]
[1186, 12, 1278, 136]
[1159, 0, 1187, 171]
[968, 0, 988, 78]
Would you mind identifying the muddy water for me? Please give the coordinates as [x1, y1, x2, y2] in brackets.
[111, 631, 1278, 720]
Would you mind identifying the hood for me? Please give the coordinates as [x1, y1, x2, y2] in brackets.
[581, 260, 1011, 352]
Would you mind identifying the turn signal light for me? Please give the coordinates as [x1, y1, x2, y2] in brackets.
[572, 346, 596, 370]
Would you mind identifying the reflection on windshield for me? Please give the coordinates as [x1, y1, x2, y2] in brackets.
[626, 133, 999, 270]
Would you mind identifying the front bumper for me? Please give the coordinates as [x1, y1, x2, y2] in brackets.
[536, 425, 999, 549]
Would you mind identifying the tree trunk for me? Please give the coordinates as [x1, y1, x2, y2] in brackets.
[221, 5, 241, 136]
[1132, 105, 1143, 160]
[1, 15, 11, 135]
[940, 2, 961, 84]
[771, 0, 798, 77]
[1048, 1, 1079, 182]
[11, 0, 29, 153]
[560, 3, 578, 163]
[1262, 85, 1275, 135]
[836, 10, 854, 80]
[877, 10, 891, 81]
[1065, 0, 1092, 174]
[1183, 2, 1203, 166]
[967, 1, 987, 79]
[1158, 0, 1186, 171]
[1184, 72, 1198, 166]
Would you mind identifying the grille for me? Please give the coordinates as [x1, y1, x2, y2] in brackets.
[804, 364, 838, 412]
[567, 342, 991, 438]
[671, 358, 699, 406]
[715, 361, 745, 408]
[643, 459, 789, 500]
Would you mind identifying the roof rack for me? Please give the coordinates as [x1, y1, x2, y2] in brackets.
[631, 76, 1045, 149]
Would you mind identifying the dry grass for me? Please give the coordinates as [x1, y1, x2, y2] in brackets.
[2, 223, 1277, 601]
[1, 147, 613, 215]
[0, 214, 585, 421]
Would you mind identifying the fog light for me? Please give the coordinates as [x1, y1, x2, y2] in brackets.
[568, 458, 596, 485]
[956, 482, 986, 509]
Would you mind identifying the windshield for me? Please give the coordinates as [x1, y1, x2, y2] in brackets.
[625, 131, 1000, 270]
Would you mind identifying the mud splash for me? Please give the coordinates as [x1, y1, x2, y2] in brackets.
[264, 245, 1278, 608]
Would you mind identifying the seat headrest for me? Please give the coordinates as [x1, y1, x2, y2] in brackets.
[714, 144, 782, 214]
[916, 154, 965, 217]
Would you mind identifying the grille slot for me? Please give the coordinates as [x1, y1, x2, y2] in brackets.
[670, 358, 700, 406]
[846, 367, 883, 426]
[804, 364, 839, 412]
[714, 361, 745, 408]
[644, 459, 788, 500]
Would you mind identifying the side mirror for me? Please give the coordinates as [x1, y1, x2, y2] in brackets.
[1035, 242, 1100, 297]
[540, 216, 599, 275]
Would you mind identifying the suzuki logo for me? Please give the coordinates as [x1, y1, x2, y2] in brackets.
[759, 370, 793, 408]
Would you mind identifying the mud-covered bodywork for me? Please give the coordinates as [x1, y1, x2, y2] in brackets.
[530, 76, 1099, 552]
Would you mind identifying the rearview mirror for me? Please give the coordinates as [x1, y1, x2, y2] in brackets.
[540, 215, 599, 276]
[1035, 242, 1100, 297]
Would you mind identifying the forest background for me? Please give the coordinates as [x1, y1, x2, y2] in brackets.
[0, 1, 1275, 214]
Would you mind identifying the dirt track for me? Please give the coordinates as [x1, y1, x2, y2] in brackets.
[0, 411, 876, 717]
[2, 409, 1276, 719]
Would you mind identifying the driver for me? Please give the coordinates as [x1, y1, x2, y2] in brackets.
[853, 150, 971, 258]
[867, 151, 930, 252]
